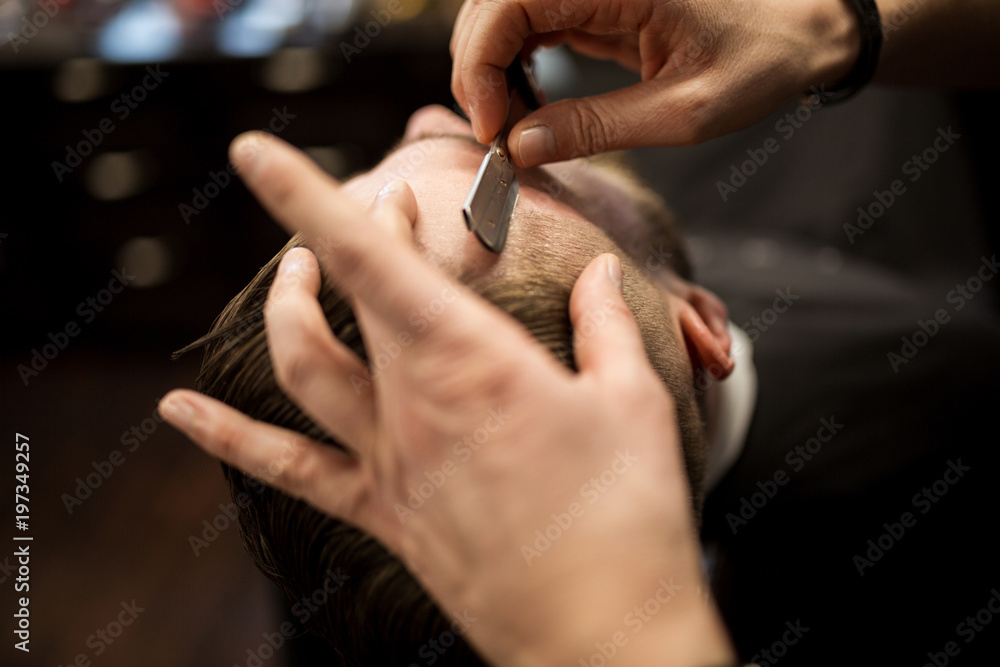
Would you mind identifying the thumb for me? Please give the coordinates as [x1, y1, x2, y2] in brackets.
[508, 79, 706, 166]
[570, 254, 658, 391]
[369, 179, 418, 241]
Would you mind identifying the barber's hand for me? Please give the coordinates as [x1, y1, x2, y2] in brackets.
[160, 133, 733, 666]
[451, 0, 859, 165]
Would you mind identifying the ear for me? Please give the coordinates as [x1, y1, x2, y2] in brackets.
[670, 283, 734, 381]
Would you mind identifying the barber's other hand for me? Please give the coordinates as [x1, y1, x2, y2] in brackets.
[451, 0, 859, 165]
[160, 133, 734, 667]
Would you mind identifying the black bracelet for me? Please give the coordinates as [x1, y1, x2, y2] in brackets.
[808, 0, 883, 105]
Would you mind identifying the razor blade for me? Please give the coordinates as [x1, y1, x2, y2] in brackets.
[462, 59, 541, 253]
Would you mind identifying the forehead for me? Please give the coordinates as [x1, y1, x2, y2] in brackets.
[340, 132, 659, 283]
[331, 117, 687, 400]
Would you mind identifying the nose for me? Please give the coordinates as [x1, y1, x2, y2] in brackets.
[403, 105, 474, 141]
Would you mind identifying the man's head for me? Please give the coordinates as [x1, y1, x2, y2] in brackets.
[189, 105, 729, 665]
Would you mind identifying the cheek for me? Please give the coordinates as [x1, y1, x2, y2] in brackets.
[663, 293, 687, 356]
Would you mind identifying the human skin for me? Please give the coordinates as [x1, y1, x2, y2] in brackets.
[159, 105, 737, 666]
[337, 104, 733, 374]
[450, 0, 1000, 166]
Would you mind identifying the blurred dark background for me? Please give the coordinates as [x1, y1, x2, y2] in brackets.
[1, 1, 459, 666]
[1, 0, 998, 665]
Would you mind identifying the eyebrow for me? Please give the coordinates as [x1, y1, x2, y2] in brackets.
[384, 131, 485, 161]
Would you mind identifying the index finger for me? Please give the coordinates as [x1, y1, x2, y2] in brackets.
[229, 132, 460, 335]
[454, 0, 606, 140]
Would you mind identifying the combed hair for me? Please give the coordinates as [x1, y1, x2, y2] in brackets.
[181, 230, 705, 666]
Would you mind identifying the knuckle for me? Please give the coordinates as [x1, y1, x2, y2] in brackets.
[566, 103, 620, 157]
[324, 239, 371, 286]
[463, 67, 505, 104]
[602, 297, 633, 321]
[272, 331, 327, 396]
[263, 282, 305, 325]
[280, 447, 320, 492]
[309, 231, 345, 264]
[657, 88, 716, 146]
[209, 415, 244, 463]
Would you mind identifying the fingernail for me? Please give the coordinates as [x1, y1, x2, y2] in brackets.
[159, 393, 196, 427]
[376, 180, 406, 203]
[517, 126, 556, 166]
[606, 254, 623, 293]
[279, 248, 308, 277]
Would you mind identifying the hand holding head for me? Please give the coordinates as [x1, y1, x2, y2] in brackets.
[161, 125, 735, 666]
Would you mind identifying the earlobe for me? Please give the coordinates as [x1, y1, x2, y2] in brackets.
[686, 285, 732, 359]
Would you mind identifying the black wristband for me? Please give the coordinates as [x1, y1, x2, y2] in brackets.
[809, 0, 883, 105]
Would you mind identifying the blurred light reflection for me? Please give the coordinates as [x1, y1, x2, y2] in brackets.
[98, 0, 183, 63]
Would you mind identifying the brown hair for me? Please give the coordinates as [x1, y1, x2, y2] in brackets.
[184, 229, 706, 666]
